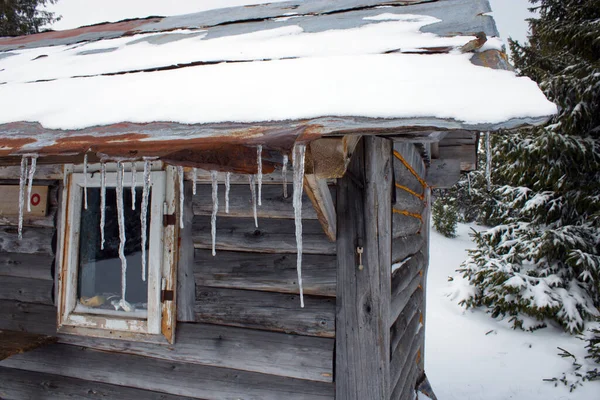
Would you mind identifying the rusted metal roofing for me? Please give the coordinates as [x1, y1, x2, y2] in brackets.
[0, 0, 555, 169]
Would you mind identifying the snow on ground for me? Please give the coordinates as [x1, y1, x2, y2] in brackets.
[426, 223, 599, 400]
[44, 0, 293, 31]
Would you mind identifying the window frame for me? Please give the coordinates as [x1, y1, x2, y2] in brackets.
[57, 163, 177, 341]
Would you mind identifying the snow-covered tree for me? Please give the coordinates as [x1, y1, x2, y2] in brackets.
[458, 0, 600, 357]
[0, 0, 59, 36]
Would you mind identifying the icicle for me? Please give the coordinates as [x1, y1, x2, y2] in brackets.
[257, 145, 263, 206]
[26, 155, 37, 212]
[63, 165, 68, 187]
[17, 156, 28, 240]
[82, 153, 88, 210]
[131, 162, 136, 211]
[211, 171, 219, 256]
[192, 167, 198, 196]
[225, 172, 231, 214]
[467, 172, 472, 196]
[485, 131, 492, 191]
[100, 162, 106, 250]
[116, 161, 127, 302]
[178, 166, 185, 229]
[282, 154, 289, 198]
[248, 175, 258, 228]
[140, 160, 152, 282]
[292, 144, 306, 308]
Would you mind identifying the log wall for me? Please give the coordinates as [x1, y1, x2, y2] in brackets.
[389, 143, 430, 400]
[0, 171, 335, 399]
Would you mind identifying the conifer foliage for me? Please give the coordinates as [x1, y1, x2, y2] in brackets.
[0, 0, 59, 37]
[458, 0, 600, 356]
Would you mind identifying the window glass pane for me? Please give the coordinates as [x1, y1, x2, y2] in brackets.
[78, 187, 150, 314]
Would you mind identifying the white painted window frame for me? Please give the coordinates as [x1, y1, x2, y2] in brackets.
[57, 165, 170, 338]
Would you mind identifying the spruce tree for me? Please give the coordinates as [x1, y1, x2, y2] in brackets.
[0, 0, 59, 37]
[458, 0, 600, 379]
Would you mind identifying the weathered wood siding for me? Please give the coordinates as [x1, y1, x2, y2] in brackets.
[389, 143, 430, 400]
[0, 170, 336, 399]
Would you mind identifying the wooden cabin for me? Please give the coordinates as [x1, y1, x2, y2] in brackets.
[0, 1, 555, 399]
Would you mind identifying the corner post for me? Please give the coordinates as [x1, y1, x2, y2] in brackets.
[336, 136, 392, 399]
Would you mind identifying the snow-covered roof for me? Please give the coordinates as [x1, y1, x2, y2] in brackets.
[0, 0, 556, 162]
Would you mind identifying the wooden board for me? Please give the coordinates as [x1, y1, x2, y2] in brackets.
[336, 137, 392, 400]
[0, 329, 56, 360]
[304, 175, 337, 241]
[0, 300, 334, 383]
[1, 344, 335, 400]
[177, 182, 196, 322]
[192, 215, 336, 254]
[0, 165, 64, 180]
[0, 275, 53, 305]
[0, 252, 53, 280]
[0, 226, 54, 255]
[195, 286, 335, 338]
[0, 367, 199, 400]
[193, 183, 320, 220]
[426, 159, 462, 189]
[0, 185, 48, 217]
[194, 249, 336, 297]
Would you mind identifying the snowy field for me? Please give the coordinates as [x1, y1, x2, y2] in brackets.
[426, 223, 599, 400]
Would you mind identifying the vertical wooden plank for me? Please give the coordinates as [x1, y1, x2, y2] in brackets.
[336, 136, 392, 400]
[177, 182, 195, 322]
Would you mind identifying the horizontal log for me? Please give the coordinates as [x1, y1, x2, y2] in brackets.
[393, 143, 426, 195]
[0, 367, 199, 400]
[0, 252, 53, 280]
[392, 212, 422, 239]
[1, 344, 335, 400]
[394, 189, 425, 216]
[192, 216, 336, 254]
[0, 300, 334, 382]
[390, 260, 424, 327]
[390, 323, 423, 397]
[195, 286, 335, 338]
[0, 165, 64, 180]
[390, 289, 424, 356]
[391, 327, 424, 400]
[193, 183, 320, 220]
[0, 276, 53, 305]
[194, 249, 336, 297]
[0, 226, 54, 255]
[397, 357, 420, 400]
[391, 235, 425, 264]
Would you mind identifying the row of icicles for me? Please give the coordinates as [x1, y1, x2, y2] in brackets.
[16, 144, 307, 307]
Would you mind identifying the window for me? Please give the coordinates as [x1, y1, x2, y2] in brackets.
[57, 163, 178, 342]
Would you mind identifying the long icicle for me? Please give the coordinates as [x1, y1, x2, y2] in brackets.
[116, 161, 127, 302]
[26, 155, 37, 212]
[131, 162, 136, 210]
[83, 153, 88, 210]
[292, 144, 306, 308]
[178, 166, 185, 229]
[257, 145, 263, 206]
[248, 175, 258, 228]
[282, 154, 289, 198]
[225, 172, 231, 213]
[100, 162, 106, 250]
[193, 167, 198, 195]
[485, 131, 492, 191]
[211, 171, 219, 256]
[18, 156, 28, 240]
[140, 160, 151, 282]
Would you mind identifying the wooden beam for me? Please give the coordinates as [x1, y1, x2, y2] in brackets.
[426, 159, 461, 189]
[1, 344, 335, 400]
[336, 137, 392, 399]
[195, 286, 335, 339]
[0, 367, 199, 400]
[194, 249, 336, 297]
[0, 330, 56, 361]
[177, 182, 195, 322]
[304, 175, 336, 241]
